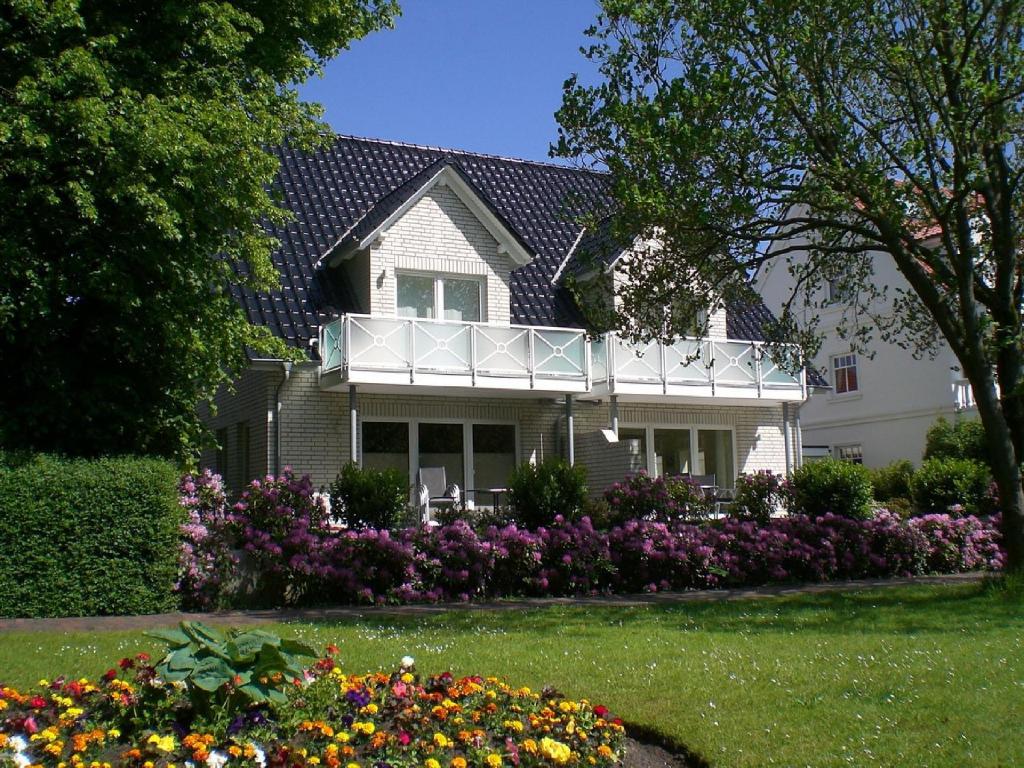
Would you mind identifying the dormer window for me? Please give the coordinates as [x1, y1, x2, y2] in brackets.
[397, 272, 483, 322]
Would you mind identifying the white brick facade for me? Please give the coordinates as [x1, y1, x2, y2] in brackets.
[367, 185, 514, 324]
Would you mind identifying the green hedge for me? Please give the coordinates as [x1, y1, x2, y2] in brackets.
[0, 454, 183, 617]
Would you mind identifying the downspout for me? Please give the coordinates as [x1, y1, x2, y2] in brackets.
[274, 361, 293, 476]
[782, 402, 792, 475]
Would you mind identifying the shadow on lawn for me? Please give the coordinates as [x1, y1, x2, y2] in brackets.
[295, 581, 1022, 638]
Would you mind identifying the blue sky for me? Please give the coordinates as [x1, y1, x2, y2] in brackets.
[299, 0, 602, 164]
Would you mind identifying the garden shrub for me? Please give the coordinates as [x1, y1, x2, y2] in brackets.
[789, 457, 874, 519]
[868, 460, 916, 502]
[911, 457, 991, 516]
[603, 472, 712, 525]
[924, 416, 990, 467]
[507, 459, 588, 528]
[0, 454, 182, 618]
[178, 470, 238, 611]
[732, 470, 788, 523]
[329, 462, 407, 530]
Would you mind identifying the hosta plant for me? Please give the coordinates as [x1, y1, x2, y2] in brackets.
[147, 621, 316, 710]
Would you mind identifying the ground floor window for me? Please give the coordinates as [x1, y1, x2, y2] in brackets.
[360, 419, 517, 504]
[620, 425, 736, 488]
[835, 444, 864, 464]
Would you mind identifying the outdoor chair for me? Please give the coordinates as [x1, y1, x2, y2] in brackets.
[416, 467, 462, 523]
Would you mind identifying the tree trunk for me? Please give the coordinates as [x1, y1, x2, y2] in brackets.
[971, 373, 1024, 573]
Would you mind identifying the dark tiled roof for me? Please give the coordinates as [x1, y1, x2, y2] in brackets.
[561, 216, 629, 280]
[241, 134, 792, 361]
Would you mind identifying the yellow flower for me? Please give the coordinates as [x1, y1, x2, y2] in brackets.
[425, 760, 441, 768]
[362, 703, 378, 715]
[485, 755, 502, 768]
[400, 673, 414, 684]
[433, 733, 452, 749]
[347, 763, 361, 768]
[107, 729, 120, 740]
[503, 721, 524, 733]
[596, 745, 614, 759]
[538, 738, 572, 765]
[336, 732, 351, 743]
[146, 734, 176, 753]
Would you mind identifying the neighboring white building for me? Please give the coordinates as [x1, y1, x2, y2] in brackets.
[203, 135, 812, 501]
[754, 222, 974, 468]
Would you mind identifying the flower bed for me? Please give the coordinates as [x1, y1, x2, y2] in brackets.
[179, 471, 1004, 610]
[0, 626, 625, 768]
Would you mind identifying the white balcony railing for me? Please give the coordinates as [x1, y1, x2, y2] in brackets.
[591, 333, 804, 399]
[320, 314, 590, 393]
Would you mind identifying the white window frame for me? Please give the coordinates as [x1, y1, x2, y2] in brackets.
[619, 422, 738, 487]
[831, 352, 859, 395]
[359, 416, 518, 505]
[835, 444, 864, 464]
[395, 270, 486, 322]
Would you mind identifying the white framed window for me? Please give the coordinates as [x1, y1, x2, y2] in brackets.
[619, 424, 736, 488]
[396, 272, 483, 322]
[832, 353, 859, 394]
[835, 444, 863, 464]
[828, 279, 845, 303]
[360, 418, 517, 505]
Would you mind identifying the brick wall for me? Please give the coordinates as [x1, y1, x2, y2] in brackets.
[199, 366, 276, 492]
[368, 184, 514, 324]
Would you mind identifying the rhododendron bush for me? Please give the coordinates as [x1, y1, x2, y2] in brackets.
[178, 471, 1004, 609]
[0, 635, 625, 768]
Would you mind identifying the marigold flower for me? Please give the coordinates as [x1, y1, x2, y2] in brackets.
[451, 759, 467, 768]
[485, 754, 502, 768]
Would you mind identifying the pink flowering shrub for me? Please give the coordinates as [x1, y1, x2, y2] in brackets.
[603, 471, 711, 524]
[177, 472, 1005, 609]
[177, 470, 238, 610]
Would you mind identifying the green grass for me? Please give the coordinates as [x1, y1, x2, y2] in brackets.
[1, 582, 1022, 767]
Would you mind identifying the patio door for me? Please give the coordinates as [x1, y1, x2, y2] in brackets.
[418, 422, 465, 488]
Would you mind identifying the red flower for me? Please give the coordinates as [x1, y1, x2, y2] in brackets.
[593, 705, 609, 718]
[29, 696, 46, 709]
[325, 644, 340, 656]
[136, 652, 150, 662]
[65, 681, 83, 698]
[102, 669, 118, 682]
[118, 658, 134, 670]
[398, 732, 411, 746]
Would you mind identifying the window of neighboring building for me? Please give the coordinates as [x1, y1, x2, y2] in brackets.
[835, 445, 864, 464]
[397, 273, 482, 322]
[215, 427, 228, 477]
[832, 353, 859, 394]
[827, 279, 845, 303]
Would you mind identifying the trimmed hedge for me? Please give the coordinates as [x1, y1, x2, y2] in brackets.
[0, 454, 183, 617]
[789, 457, 874, 519]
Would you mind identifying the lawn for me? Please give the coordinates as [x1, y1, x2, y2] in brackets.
[1, 582, 1021, 768]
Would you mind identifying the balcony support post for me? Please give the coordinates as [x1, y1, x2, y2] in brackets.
[756, 343, 763, 398]
[782, 401, 792, 475]
[349, 384, 359, 466]
[610, 394, 619, 438]
[565, 394, 575, 466]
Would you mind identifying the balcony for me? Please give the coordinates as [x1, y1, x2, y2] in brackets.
[319, 314, 591, 395]
[590, 333, 805, 403]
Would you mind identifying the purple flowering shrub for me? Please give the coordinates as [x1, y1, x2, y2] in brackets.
[177, 470, 238, 610]
[603, 472, 711, 524]
[176, 472, 1005, 609]
[732, 471, 788, 523]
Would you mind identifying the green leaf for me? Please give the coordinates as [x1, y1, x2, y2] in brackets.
[226, 635, 266, 664]
[167, 647, 196, 671]
[145, 627, 191, 648]
[182, 621, 227, 647]
[278, 638, 317, 658]
[190, 656, 233, 692]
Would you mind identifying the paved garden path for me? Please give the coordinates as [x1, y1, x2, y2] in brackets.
[0, 572, 986, 634]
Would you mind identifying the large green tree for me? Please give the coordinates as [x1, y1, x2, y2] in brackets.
[0, 0, 397, 460]
[555, 0, 1024, 571]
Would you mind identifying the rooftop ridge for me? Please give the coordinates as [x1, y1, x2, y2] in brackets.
[327, 132, 610, 176]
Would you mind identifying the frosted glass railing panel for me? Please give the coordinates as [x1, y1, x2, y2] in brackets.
[760, 355, 801, 386]
[533, 329, 586, 377]
[711, 340, 758, 385]
[348, 317, 411, 369]
[591, 338, 608, 383]
[614, 339, 663, 381]
[475, 325, 530, 376]
[664, 339, 711, 385]
[414, 322, 472, 373]
[321, 319, 344, 371]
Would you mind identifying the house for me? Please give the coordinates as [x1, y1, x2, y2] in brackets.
[202, 135, 810, 503]
[754, 220, 974, 467]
